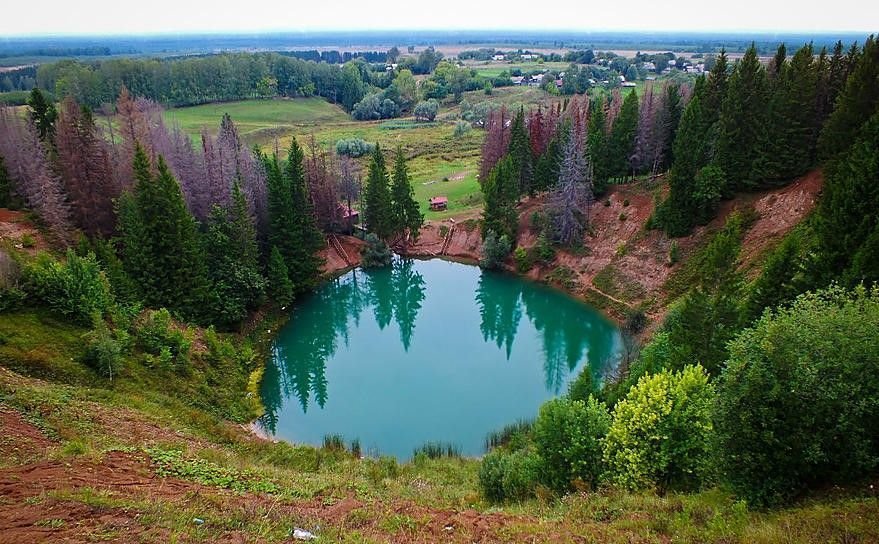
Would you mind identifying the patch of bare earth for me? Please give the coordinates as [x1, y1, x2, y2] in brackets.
[512, 170, 823, 321]
[0, 208, 48, 254]
[0, 404, 54, 467]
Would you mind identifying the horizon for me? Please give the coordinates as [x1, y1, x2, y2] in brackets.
[1, 0, 876, 38]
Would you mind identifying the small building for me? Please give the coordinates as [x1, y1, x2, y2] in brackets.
[510, 76, 526, 85]
[492, 54, 506, 61]
[429, 196, 448, 211]
[521, 54, 538, 60]
[621, 81, 637, 88]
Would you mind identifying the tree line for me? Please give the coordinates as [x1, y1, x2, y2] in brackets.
[0, 86, 420, 330]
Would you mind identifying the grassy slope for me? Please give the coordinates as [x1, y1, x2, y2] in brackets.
[1, 329, 876, 542]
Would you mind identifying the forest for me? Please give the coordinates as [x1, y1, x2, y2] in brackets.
[0, 27, 878, 543]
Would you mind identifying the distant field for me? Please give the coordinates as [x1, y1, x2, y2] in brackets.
[468, 61, 570, 78]
[163, 98, 350, 138]
[165, 96, 486, 220]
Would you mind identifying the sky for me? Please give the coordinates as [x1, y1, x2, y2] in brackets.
[0, 0, 876, 37]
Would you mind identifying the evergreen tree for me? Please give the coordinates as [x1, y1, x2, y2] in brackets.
[608, 90, 639, 180]
[363, 144, 394, 239]
[118, 147, 212, 322]
[0, 153, 12, 209]
[533, 128, 564, 192]
[655, 82, 713, 236]
[819, 35, 879, 159]
[550, 130, 593, 246]
[54, 97, 118, 237]
[702, 49, 729, 124]
[390, 147, 424, 243]
[26, 88, 57, 142]
[285, 137, 325, 291]
[267, 246, 294, 307]
[814, 111, 879, 287]
[587, 98, 610, 193]
[745, 230, 807, 320]
[508, 107, 533, 197]
[481, 155, 518, 242]
[715, 44, 769, 192]
[203, 181, 266, 327]
[265, 153, 297, 270]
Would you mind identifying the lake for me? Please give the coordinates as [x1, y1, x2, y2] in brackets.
[259, 258, 621, 459]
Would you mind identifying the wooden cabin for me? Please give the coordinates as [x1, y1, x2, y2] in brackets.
[429, 196, 448, 211]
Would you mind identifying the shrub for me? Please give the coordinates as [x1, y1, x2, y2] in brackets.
[603, 365, 715, 493]
[361, 233, 393, 268]
[479, 230, 511, 270]
[23, 250, 114, 325]
[453, 121, 471, 138]
[135, 308, 191, 368]
[533, 396, 610, 492]
[479, 448, 541, 503]
[82, 318, 130, 379]
[335, 138, 375, 158]
[535, 234, 556, 264]
[513, 246, 532, 273]
[485, 419, 533, 451]
[715, 286, 879, 507]
[568, 367, 598, 403]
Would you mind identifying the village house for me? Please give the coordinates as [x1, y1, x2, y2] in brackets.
[429, 196, 448, 211]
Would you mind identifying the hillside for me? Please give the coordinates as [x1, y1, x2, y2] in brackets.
[3, 170, 877, 544]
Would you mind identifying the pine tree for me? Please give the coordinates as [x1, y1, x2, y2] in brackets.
[390, 147, 423, 244]
[265, 153, 297, 269]
[702, 49, 729, 124]
[481, 155, 518, 242]
[715, 44, 769, 192]
[267, 245, 294, 307]
[508, 107, 533, 197]
[363, 144, 394, 240]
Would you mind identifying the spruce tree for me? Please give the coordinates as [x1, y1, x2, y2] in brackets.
[26, 88, 57, 142]
[814, 111, 879, 286]
[508, 107, 533, 197]
[533, 129, 564, 193]
[363, 144, 394, 240]
[0, 153, 12, 209]
[819, 35, 879, 159]
[715, 44, 769, 192]
[267, 245, 294, 307]
[702, 49, 729, 124]
[203, 181, 266, 327]
[587, 99, 610, 193]
[481, 155, 518, 242]
[390, 147, 424, 243]
[265, 153, 297, 270]
[285, 137, 325, 291]
[608, 90, 639, 180]
[118, 147, 211, 322]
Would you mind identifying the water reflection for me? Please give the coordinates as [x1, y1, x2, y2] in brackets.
[260, 259, 619, 439]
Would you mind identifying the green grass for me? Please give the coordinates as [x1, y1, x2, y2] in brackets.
[467, 61, 570, 78]
[163, 97, 350, 139]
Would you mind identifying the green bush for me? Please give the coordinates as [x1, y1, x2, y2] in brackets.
[335, 138, 375, 157]
[135, 308, 191, 368]
[513, 246, 532, 273]
[23, 250, 114, 325]
[568, 367, 598, 403]
[479, 230, 511, 270]
[479, 448, 541, 503]
[715, 285, 879, 507]
[360, 233, 393, 268]
[603, 365, 715, 493]
[533, 396, 610, 492]
[453, 121, 471, 138]
[82, 318, 130, 379]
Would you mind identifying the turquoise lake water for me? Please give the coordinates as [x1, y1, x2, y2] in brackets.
[259, 258, 621, 459]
